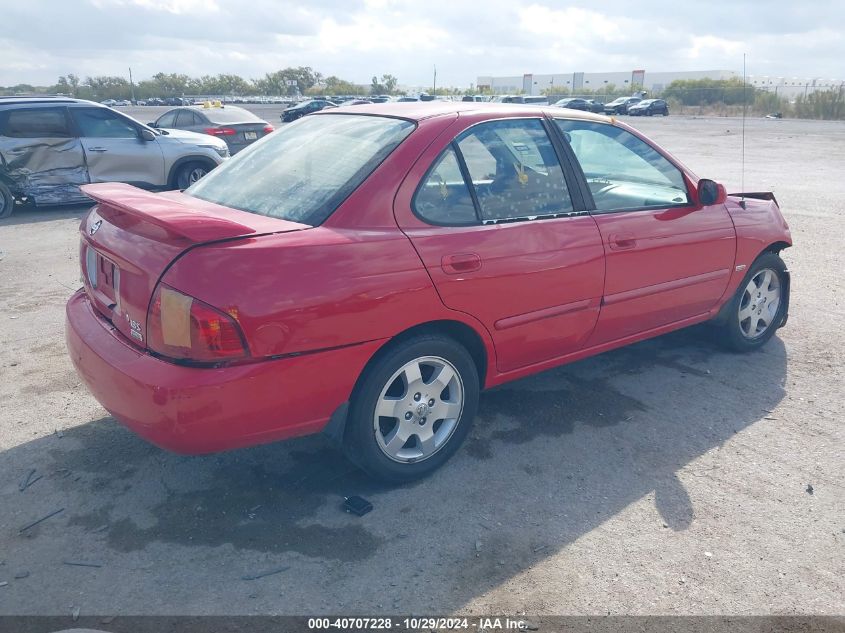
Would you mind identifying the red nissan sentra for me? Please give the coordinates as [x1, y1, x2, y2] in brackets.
[66, 103, 792, 481]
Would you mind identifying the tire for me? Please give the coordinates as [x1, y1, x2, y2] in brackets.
[0, 182, 14, 219]
[344, 334, 480, 482]
[713, 252, 788, 352]
[175, 161, 210, 190]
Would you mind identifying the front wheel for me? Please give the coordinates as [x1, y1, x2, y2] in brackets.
[713, 252, 788, 352]
[175, 162, 209, 190]
[344, 335, 480, 482]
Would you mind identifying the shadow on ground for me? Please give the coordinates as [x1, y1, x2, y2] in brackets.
[1, 326, 787, 613]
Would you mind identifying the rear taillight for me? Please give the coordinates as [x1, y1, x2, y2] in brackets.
[204, 127, 236, 136]
[263, 125, 274, 134]
[147, 284, 248, 363]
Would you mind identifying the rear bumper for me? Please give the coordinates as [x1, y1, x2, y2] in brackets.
[65, 290, 383, 454]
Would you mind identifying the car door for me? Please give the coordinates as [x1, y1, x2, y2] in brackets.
[0, 106, 90, 205]
[70, 106, 165, 187]
[553, 118, 736, 345]
[394, 115, 606, 374]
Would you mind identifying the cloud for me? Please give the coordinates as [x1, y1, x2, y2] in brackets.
[0, 0, 842, 88]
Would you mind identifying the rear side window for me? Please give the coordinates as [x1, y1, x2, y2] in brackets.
[413, 147, 477, 225]
[72, 108, 138, 138]
[175, 110, 200, 127]
[2, 108, 71, 138]
[186, 114, 414, 225]
[457, 119, 573, 222]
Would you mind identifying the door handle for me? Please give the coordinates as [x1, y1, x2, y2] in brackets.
[88, 147, 108, 152]
[441, 253, 482, 275]
[608, 233, 637, 250]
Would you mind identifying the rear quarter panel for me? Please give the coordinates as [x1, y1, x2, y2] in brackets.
[161, 227, 460, 358]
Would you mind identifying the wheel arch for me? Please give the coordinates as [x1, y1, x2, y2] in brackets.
[322, 318, 494, 446]
[167, 155, 218, 189]
[763, 240, 791, 255]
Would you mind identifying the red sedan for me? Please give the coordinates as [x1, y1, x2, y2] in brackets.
[66, 103, 792, 481]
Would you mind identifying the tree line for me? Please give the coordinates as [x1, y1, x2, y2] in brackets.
[0, 67, 403, 100]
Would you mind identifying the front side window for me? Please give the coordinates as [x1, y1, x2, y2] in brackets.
[457, 119, 573, 222]
[555, 119, 689, 212]
[72, 108, 138, 138]
[187, 114, 414, 225]
[2, 108, 71, 138]
[413, 146, 476, 225]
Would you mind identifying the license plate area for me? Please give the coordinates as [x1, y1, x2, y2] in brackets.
[85, 246, 120, 308]
[244, 131, 257, 141]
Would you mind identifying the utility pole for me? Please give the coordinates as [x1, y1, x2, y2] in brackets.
[433, 65, 437, 96]
[129, 67, 136, 103]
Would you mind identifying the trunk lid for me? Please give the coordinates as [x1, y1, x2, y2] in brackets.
[79, 182, 309, 349]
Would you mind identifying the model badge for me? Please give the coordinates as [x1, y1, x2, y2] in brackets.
[90, 219, 103, 235]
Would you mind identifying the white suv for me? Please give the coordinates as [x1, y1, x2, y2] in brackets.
[0, 97, 228, 218]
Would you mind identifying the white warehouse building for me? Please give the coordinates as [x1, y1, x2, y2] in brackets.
[476, 70, 843, 97]
[477, 70, 737, 95]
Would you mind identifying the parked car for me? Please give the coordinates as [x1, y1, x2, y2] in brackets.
[501, 95, 548, 104]
[280, 99, 337, 122]
[603, 96, 642, 115]
[66, 103, 792, 482]
[150, 104, 274, 154]
[0, 96, 228, 217]
[584, 99, 605, 113]
[462, 95, 486, 102]
[396, 96, 419, 102]
[628, 99, 670, 116]
[338, 99, 373, 106]
[553, 97, 592, 111]
[101, 99, 117, 107]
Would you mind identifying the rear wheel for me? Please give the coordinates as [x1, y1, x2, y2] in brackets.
[344, 335, 479, 482]
[175, 162, 209, 190]
[0, 182, 14, 219]
[713, 252, 788, 352]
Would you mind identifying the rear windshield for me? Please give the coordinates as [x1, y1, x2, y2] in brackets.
[201, 107, 262, 124]
[186, 114, 415, 224]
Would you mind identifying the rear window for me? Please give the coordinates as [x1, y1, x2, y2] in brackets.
[186, 114, 415, 225]
[202, 107, 262, 124]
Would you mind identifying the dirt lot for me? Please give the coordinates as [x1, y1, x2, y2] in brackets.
[0, 114, 842, 618]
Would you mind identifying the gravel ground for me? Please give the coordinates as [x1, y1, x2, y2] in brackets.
[0, 114, 842, 618]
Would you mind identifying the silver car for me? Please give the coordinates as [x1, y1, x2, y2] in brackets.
[151, 104, 273, 154]
[0, 97, 228, 218]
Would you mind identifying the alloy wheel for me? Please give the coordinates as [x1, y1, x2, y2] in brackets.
[373, 355, 464, 463]
[738, 268, 781, 339]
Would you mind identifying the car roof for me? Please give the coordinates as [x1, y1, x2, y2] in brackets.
[0, 96, 106, 110]
[318, 101, 612, 123]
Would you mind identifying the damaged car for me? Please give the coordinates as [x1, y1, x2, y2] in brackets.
[0, 96, 229, 219]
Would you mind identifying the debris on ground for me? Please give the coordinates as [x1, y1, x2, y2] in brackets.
[343, 495, 373, 516]
[241, 566, 290, 581]
[14, 571, 30, 579]
[72, 606, 80, 621]
[18, 469, 42, 492]
[806, 484, 814, 495]
[19, 508, 64, 534]
[63, 561, 103, 568]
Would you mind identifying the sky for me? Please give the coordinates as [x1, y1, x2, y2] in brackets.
[1, 0, 843, 88]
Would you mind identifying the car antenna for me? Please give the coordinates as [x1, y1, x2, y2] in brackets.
[740, 53, 747, 209]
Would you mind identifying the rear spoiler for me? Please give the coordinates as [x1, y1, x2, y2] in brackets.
[727, 191, 779, 207]
[81, 183, 258, 242]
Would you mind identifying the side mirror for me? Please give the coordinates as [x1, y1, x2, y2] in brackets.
[140, 128, 156, 142]
[698, 179, 727, 206]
